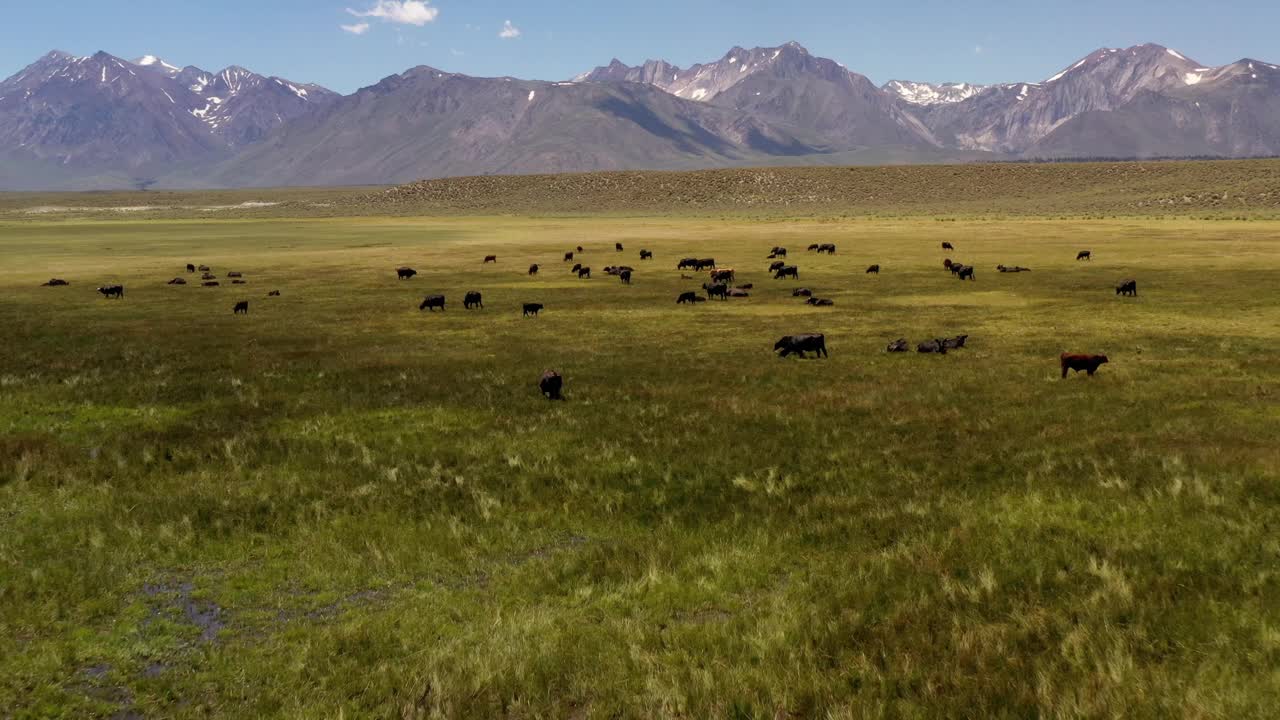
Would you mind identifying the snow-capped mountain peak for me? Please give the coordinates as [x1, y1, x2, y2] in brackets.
[882, 80, 988, 105]
[135, 55, 181, 73]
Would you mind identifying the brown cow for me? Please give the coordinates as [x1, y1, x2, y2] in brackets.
[1061, 353, 1108, 378]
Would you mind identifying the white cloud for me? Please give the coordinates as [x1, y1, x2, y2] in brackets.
[340, 22, 371, 35]
[347, 0, 439, 27]
[499, 20, 521, 39]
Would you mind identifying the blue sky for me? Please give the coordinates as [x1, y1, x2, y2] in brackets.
[3, 0, 1278, 93]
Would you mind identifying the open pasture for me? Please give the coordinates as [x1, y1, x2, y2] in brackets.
[2, 214, 1279, 718]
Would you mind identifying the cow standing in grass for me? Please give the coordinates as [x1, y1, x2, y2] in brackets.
[640, 250, 653, 260]
[98, 285, 124, 299]
[1116, 279, 1138, 296]
[1061, 353, 1108, 377]
[233, 301, 249, 314]
[529, 264, 540, 276]
[539, 370, 564, 400]
[523, 303, 544, 317]
[1077, 251, 1092, 261]
[866, 264, 880, 274]
[464, 291, 483, 309]
[774, 334, 828, 359]
[484, 255, 497, 264]
[774, 266, 799, 280]
[397, 267, 417, 280]
[419, 295, 446, 311]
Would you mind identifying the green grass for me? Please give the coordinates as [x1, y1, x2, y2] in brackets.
[1, 213, 1279, 718]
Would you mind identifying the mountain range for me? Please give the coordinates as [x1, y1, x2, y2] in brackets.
[1, 42, 1277, 190]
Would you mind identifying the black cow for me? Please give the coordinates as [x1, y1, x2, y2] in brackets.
[484, 255, 497, 264]
[704, 283, 729, 300]
[615, 242, 624, 252]
[232, 280, 246, 285]
[677, 257, 699, 270]
[577, 246, 584, 253]
[677, 291, 699, 304]
[419, 295, 446, 311]
[42, 278, 70, 286]
[97, 285, 124, 299]
[806, 297, 834, 306]
[619, 270, 632, 285]
[957, 266, 975, 281]
[268, 290, 281, 297]
[917, 339, 947, 354]
[167, 278, 187, 285]
[942, 334, 969, 349]
[523, 303, 544, 317]
[198, 265, 210, 272]
[397, 267, 417, 280]
[949, 262, 964, 275]
[186, 264, 196, 273]
[564, 252, 575, 262]
[539, 370, 564, 400]
[944, 259, 954, 269]
[1116, 279, 1137, 296]
[942, 242, 954, 251]
[1077, 251, 1092, 261]
[233, 301, 249, 315]
[886, 338, 909, 353]
[774, 334, 828, 359]
[578, 267, 591, 279]
[774, 266, 799, 280]
[866, 264, 880, 274]
[464, 291, 483, 309]
[202, 281, 220, 287]
[227, 271, 243, 278]
[817, 243, 836, 254]
[529, 264, 540, 276]
[696, 258, 717, 271]
[768, 246, 787, 258]
[736, 283, 754, 290]
[202, 273, 216, 280]
[997, 265, 1031, 273]
[792, 288, 812, 297]
[571, 263, 583, 274]
[807, 244, 820, 251]
[640, 250, 653, 260]
[710, 269, 735, 283]
[769, 260, 787, 272]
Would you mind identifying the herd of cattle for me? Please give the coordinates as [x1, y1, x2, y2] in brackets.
[40, 240, 1129, 399]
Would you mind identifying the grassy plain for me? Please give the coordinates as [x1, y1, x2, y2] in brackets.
[1, 209, 1279, 718]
